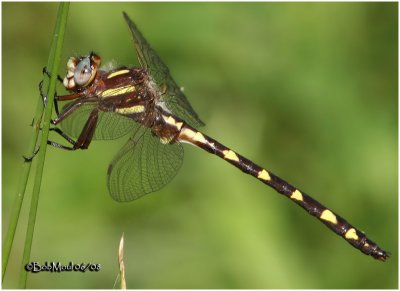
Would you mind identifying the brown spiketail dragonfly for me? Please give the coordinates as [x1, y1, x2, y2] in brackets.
[47, 12, 389, 261]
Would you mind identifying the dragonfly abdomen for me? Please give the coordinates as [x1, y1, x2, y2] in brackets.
[176, 119, 389, 261]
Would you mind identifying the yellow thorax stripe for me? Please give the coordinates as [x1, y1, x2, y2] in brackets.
[107, 69, 130, 79]
[101, 85, 135, 98]
[115, 105, 145, 114]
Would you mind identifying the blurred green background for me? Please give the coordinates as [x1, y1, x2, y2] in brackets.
[2, 2, 397, 289]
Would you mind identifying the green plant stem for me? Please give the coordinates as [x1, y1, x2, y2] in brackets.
[2, 92, 42, 282]
[2, 8, 64, 282]
[2, 4, 70, 283]
[17, 3, 69, 288]
[2, 83, 41, 281]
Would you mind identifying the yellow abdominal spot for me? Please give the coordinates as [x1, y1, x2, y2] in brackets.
[290, 189, 303, 201]
[223, 150, 239, 162]
[101, 85, 135, 98]
[345, 228, 359, 240]
[107, 69, 130, 79]
[192, 132, 207, 144]
[257, 169, 271, 181]
[162, 115, 183, 130]
[320, 209, 338, 224]
[116, 105, 145, 114]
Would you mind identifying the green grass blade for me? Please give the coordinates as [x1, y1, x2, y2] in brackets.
[17, 3, 70, 288]
[2, 3, 71, 282]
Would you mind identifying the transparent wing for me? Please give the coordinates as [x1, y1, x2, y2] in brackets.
[123, 12, 204, 128]
[107, 127, 184, 202]
[59, 103, 140, 140]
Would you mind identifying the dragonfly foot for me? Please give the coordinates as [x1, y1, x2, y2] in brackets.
[23, 147, 40, 162]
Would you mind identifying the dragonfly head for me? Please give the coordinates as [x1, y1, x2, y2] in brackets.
[63, 52, 101, 91]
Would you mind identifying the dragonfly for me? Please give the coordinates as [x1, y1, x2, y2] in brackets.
[48, 12, 389, 261]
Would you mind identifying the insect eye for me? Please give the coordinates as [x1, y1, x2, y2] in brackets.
[74, 57, 96, 87]
[63, 54, 101, 90]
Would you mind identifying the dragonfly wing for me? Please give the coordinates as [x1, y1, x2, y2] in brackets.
[107, 127, 184, 202]
[60, 103, 139, 140]
[123, 12, 204, 128]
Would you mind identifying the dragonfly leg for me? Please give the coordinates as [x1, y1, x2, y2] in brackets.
[22, 147, 40, 162]
[39, 79, 47, 108]
[39, 80, 59, 115]
[47, 127, 80, 151]
[51, 96, 97, 125]
[48, 108, 99, 151]
[42, 66, 63, 83]
[48, 140, 76, 151]
[75, 108, 98, 149]
[40, 67, 64, 114]
[54, 93, 60, 117]
[50, 127, 77, 145]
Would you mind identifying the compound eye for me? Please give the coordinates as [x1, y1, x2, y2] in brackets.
[74, 56, 96, 87]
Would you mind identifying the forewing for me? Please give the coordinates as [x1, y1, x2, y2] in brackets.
[123, 12, 204, 128]
[107, 127, 184, 202]
[60, 103, 140, 140]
